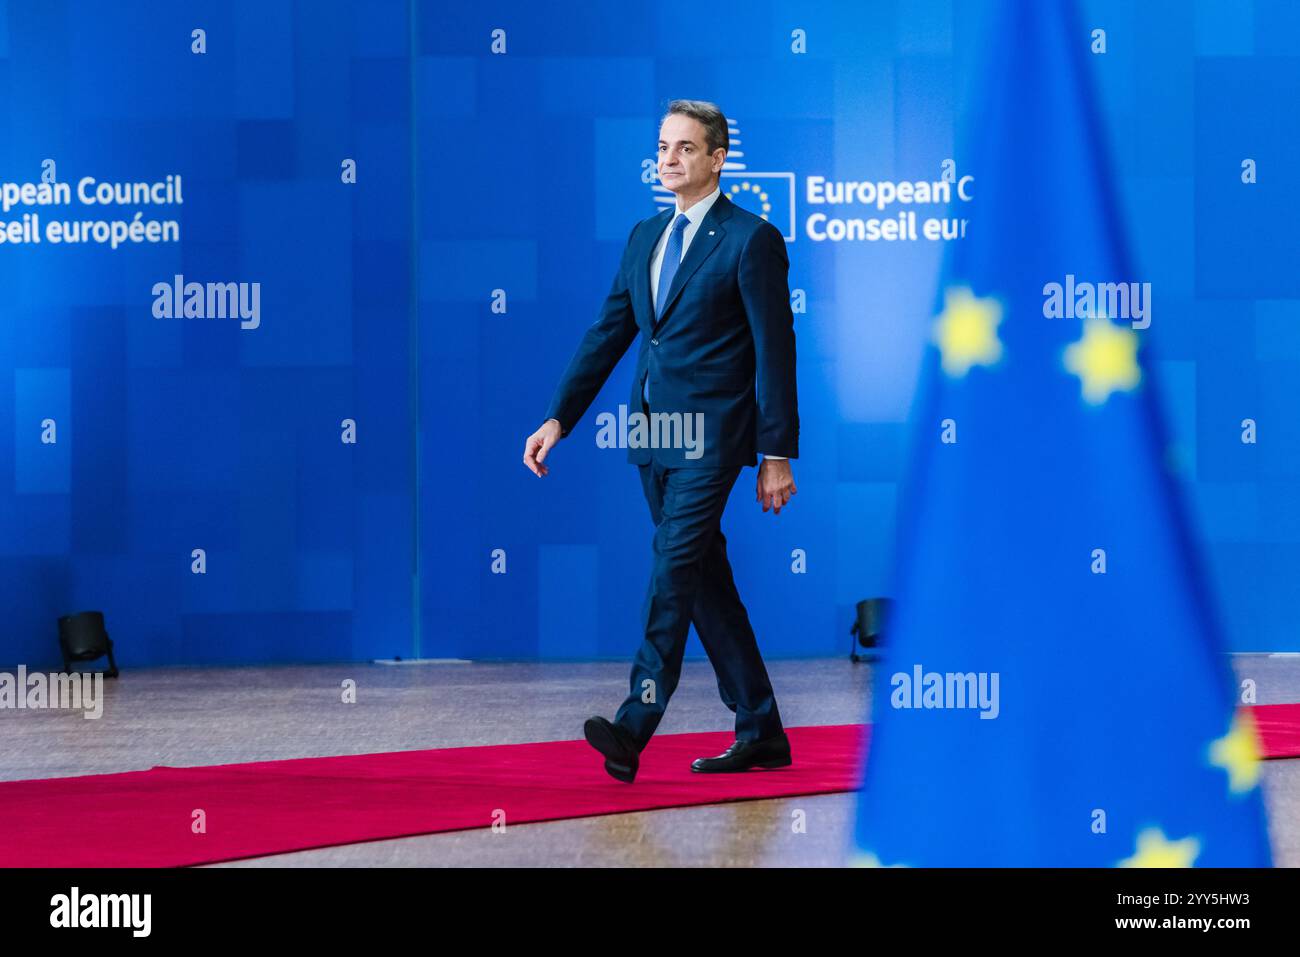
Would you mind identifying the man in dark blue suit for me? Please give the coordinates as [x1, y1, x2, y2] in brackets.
[523, 100, 798, 783]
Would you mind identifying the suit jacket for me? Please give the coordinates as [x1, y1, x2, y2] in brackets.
[544, 191, 799, 469]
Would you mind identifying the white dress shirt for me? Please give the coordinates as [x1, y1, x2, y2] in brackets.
[648, 184, 786, 461]
[650, 184, 722, 309]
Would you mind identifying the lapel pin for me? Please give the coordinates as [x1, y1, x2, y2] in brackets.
[708, 230, 715, 235]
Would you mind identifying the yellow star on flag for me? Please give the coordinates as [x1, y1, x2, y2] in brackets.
[1209, 709, 1262, 794]
[1117, 827, 1201, 868]
[932, 286, 1003, 378]
[1063, 317, 1141, 404]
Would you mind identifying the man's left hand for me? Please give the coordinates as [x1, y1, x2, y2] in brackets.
[756, 458, 797, 515]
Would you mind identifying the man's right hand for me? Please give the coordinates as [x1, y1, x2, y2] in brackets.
[523, 418, 563, 477]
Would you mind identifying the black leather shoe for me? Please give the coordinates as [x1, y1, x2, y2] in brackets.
[583, 716, 640, 783]
[691, 732, 792, 772]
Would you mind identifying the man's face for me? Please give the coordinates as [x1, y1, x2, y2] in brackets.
[657, 114, 723, 195]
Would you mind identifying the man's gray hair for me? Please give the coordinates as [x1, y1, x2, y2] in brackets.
[662, 99, 729, 156]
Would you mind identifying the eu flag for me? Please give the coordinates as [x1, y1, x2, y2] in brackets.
[851, 0, 1272, 866]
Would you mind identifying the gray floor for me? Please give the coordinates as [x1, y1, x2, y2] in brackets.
[1, 655, 1296, 866]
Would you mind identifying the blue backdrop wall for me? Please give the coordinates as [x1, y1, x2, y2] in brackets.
[0, 0, 414, 665]
[2, 0, 1298, 667]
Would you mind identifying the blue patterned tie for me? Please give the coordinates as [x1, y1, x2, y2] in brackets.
[655, 213, 691, 320]
[645, 212, 691, 404]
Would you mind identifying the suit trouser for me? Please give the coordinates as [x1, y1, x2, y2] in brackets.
[613, 452, 784, 750]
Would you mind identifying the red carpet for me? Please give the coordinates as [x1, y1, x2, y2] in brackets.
[3, 704, 1298, 868]
[0, 725, 866, 868]
[1251, 702, 1300, 758]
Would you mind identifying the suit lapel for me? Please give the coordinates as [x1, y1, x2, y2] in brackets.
[638, 208, 670, 329]
[641, 192, 734, 335]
